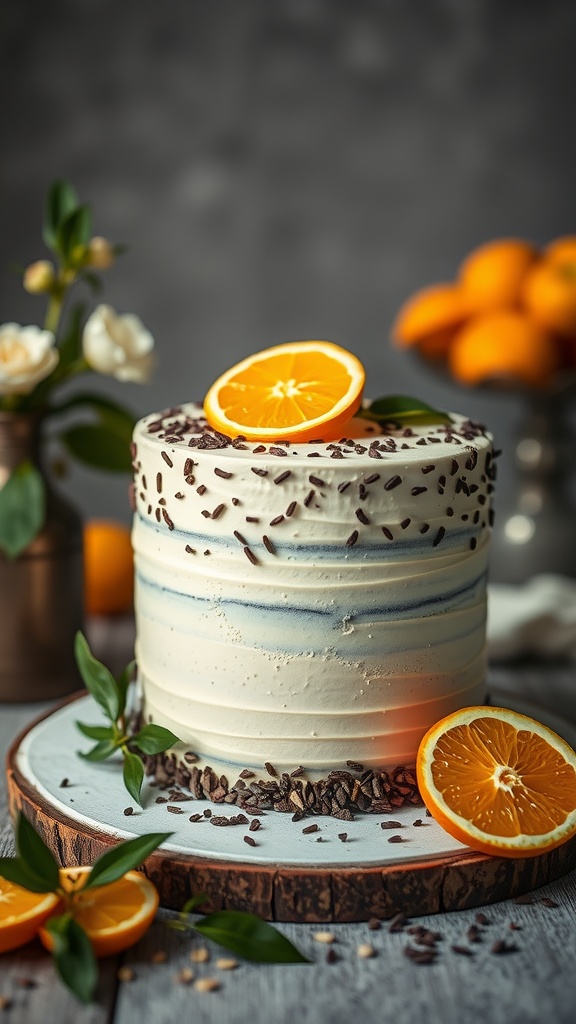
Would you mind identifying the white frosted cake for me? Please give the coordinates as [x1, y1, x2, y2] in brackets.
[131, 403, 495, 816]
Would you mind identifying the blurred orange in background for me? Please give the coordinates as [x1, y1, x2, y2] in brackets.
[84, 520, 134, 616]
[391, 284, 467, 359]
[448, 311, 559, 388]
[458, 239, 537, 314]
[392, 235, 576, 387]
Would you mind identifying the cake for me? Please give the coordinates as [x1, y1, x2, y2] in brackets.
[131, 402, 495, 817]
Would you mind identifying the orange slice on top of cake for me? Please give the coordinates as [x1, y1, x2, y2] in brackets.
[203, 340, 365, 442]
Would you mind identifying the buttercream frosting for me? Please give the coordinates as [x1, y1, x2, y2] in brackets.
[131, 403, 495, 775]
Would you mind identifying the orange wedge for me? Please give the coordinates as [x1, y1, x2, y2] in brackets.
[203, 341, 365, 442]
[39, 867, 159, 958]
[0, 877, 60, 953]
[416, 706, 576, 858]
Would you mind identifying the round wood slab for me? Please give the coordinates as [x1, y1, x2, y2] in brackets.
[6, 692, 576, 922]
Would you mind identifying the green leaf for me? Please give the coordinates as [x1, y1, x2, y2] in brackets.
[193, 911, 310, 963]
[75, 721, 115, 741]
[83, 832, 172, 891]
[181, 893, 208, 914]
[81, 271, 103, 294]
[74, 631, 120, 721]
[0, 856, 56, 894]
[49, 393, 137, 452]
[43, 180, 78, 251]
[122, 751, 145, 806]
[359, 395, 452, 426]
[55, 302, 86, 367]
[78, 739, 118, 762]
[60, 423, 133, 472]
[46, 914, 98, 1004]
[133, 724, 181, 756]
[116, 659, 136, 720]
[16, 813, 60, 890]
[56, 204, 92, 264]
[0, 460, 46, 559]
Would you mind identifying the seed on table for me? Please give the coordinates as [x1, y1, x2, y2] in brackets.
[357, 943, 376, 958]
[117, 966, 136, 982]
[175, 967, 195, 985]
[194, 978, 220, 993]
[150, 950, 167, 963]
[190, 947, 210, 963]
[367, 918, 381, 931]
[216, 958, 239, 970]
[313, 931, 335, 944]
[0, 996, 12, 1010]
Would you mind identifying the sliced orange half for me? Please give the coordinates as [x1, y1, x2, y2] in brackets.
[0, 877, 60, 953]
[416, 706, 576, 858]
[40, 867, 159, 958]
[203, 340, 365, 442]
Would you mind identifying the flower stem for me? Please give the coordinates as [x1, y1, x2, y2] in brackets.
[44, 290, 64, 335]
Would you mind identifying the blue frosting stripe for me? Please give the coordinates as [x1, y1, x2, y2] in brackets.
[135, 509, 481, 563]
[136, 568, 487, 625]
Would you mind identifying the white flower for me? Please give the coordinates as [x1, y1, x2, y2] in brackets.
[83, 305, 154, 383]
[0, 323, 59, 395]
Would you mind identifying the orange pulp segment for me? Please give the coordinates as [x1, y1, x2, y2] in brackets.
[0, 878, 60, 953]
[203, 340, 365, 442]
[416, 706, 576, 858]
[40, 867, 159, 958]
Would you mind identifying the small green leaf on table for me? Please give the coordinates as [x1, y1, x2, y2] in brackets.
[0, 460, 46, 559]
[0, 813, 60, 893]
[45, 914, 98, 1005]
[193, 911, 311, 963]
[84, 832, 173, 891]
[0, 856, 56, 894]
[16, 813, 60, 890]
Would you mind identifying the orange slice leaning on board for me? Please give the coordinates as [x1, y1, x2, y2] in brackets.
[203, 340, 365, 442]
[416, 706, 576, 858]
[0, 878, 60, 953]
[39, 867, 159, 957]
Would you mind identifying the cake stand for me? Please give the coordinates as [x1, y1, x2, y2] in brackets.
[6, 691, 576, 923]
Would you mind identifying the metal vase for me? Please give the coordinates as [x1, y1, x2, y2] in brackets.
[0, 412, 84, 701]
[489, 386, 576, 584]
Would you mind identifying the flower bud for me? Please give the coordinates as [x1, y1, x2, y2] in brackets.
[23, 260, 55, 295]
[87, 236, 115, 270]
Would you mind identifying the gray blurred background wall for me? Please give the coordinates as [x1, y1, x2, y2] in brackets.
[1, 0, 575, 523]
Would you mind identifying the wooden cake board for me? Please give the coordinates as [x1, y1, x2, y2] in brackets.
[6, 692, 576, 923]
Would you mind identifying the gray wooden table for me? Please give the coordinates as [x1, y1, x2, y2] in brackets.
[1, 652, 575, 1024]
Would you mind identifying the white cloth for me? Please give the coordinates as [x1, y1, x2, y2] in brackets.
[488, 574, 576, 660]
